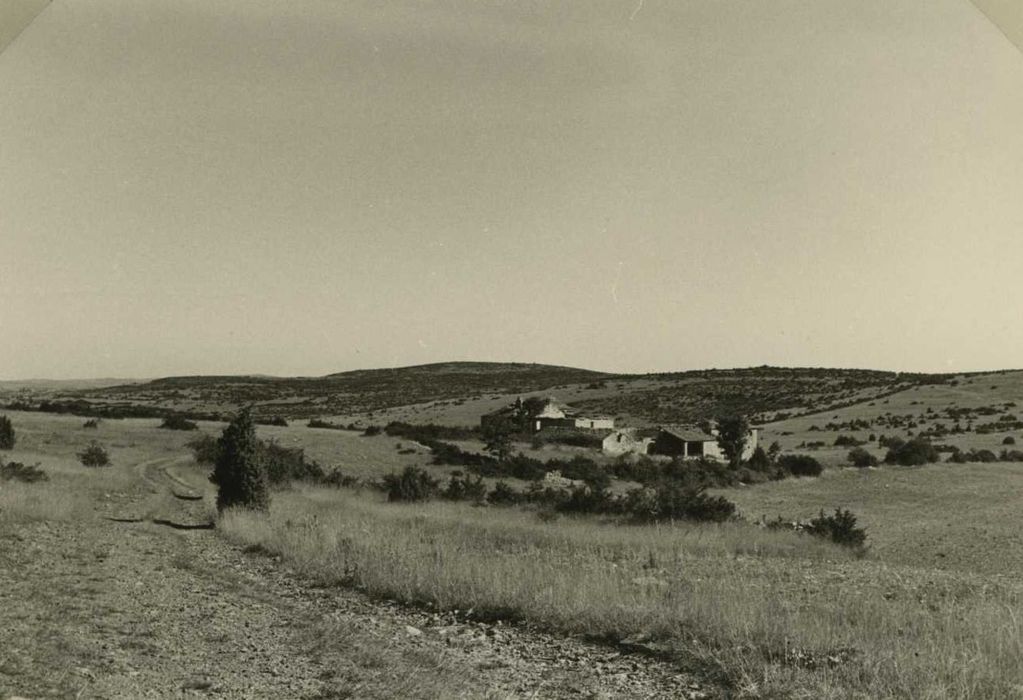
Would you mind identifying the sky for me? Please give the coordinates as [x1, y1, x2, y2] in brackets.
[1, 0, 1022, 380]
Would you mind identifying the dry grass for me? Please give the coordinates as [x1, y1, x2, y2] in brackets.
[219, 488, 1023, 699]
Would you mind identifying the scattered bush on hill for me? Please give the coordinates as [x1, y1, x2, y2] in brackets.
[834, 434, 863, 447]
[487, 480, 523, 506]
[261, 440, 324, 485]
[806, 509, 867, 550]
[383, 466, 439, 502]
[322, 469, 361, 488]
[884, 438, 939, 466]
[0, 415, 15, 450]
[160, 415, 198, 431]
[0, 459, 48, 483]
[442, 471, 487, 502]
[78, 442, 110, 467]
[848, 447, 879, 468]
[776, 454, 823, 477]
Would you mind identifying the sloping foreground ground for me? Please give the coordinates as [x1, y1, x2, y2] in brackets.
[0, 460, 709, 699]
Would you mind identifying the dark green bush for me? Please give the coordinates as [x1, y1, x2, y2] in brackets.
[383, 466, 439, 502]
[848, 447, 879, 468]
[261, 440, 324, 485]
[0, 459, 48, 483]
[211, 410, 270, 512]
[884, 438, 938, 466]
[322, 469, 361, 488]
[187, 434, 221, 465]
[487, 481, 523, 505]
[777, 454, 823, 477]
[443, 471, 487, 502]
[1003, 436, 1016, 445]
[0, 415, 15, 450]
[834, 435, 863, 447]
[160, 415, 198, 431]
[78, 442, 110, 467]
[806, 508, 867, 549]
[746, 446, 771, 471]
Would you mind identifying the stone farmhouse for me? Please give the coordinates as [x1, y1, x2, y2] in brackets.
[603, 424, 759, 460]
[480, 397, 614, 433]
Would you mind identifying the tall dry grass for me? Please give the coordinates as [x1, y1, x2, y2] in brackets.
[219, 487, 1023, 699]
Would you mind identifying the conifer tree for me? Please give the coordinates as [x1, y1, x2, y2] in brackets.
[211, 409, 269, 511]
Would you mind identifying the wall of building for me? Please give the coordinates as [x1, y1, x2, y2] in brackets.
[602, 430, 654, 456]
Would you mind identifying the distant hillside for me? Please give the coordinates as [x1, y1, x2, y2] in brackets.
[2, 362, 969, 427]
[21, 362, 609, 420]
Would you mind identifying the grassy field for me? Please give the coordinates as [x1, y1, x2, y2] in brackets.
[5, 408, 1023, 698]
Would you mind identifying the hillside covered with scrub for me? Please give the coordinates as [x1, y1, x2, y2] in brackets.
[1, 362, 960, 427]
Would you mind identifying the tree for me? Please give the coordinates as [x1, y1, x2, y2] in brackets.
[482, 415, 514, 462]
[715, 415, 750, 468]
[210, 410, 270, 512]
[0, 415, 14, 450]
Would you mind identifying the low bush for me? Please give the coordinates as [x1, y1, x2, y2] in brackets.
[776, 454, 823, 477]
[884, 438, 939, 466]
[847, 447, 879, 468]
[362, 426, 382, 437]
[160, 415, 198, 431]
[805, 509, 867, 550]
[383, 466, 439, 502]
[487, 481, 523, 506]
[261, 440, 324, 485]
[442, 471, 487, 502]
[0, 459, 48, 483]
[1002, 436, 1016, 445]
[322, 469, 361, 488]
[78, 442, 110, 467]
[82, 418, 101, 430]
[187, 434, 221, 465]
[834, 435, 863, 447]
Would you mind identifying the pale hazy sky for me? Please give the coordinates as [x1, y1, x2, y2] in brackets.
[1, 0, 1022, 379]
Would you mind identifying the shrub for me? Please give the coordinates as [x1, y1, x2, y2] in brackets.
[834, 434, 862, 447]
[848, 447, 879, 468]
[82, 418, 101, 430]
[776, 454, 823, 477]
[322, 469, 361, 488]
[362, 426, 382, 437]
[211, 410, 270, 511]
[0, 415, 15, 450]
[187, 434, 221, 465]
[625, 481, 737, 523]
[746, 446, 771, 471]
[260, 440, 324, 485]
[160, 415, 198, 431]
[1003, 436, 1016, 445]
[487, 481, 522, 505]
[78, 442, 110, 467]
[260, 416, 288, 427]
[308, 418, 343, 430]
[443, 471, 487, 502]
[806, 508, 867, 549]
[884, 438, 938, 466]
[0, 459, 48, 483]
[383, 466, 439, 502]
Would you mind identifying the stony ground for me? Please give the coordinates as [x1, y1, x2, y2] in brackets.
[0, 460, 713, 699]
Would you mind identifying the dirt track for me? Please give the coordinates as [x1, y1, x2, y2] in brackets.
[0, 461, 712, 699]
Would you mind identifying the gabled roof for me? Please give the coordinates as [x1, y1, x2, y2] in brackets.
[659, 425, 717, 442]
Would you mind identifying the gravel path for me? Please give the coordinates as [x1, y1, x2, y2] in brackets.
[0, 461, 715, 699]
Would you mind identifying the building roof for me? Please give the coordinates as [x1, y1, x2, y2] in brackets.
[659, 425, 717, 443]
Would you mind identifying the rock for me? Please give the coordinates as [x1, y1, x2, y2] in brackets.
[405, 625, 423, 637]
